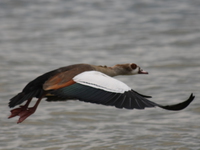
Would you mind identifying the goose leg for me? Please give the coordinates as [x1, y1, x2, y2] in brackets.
[17, 97, 43, 123]
[8, 98, 32, 119]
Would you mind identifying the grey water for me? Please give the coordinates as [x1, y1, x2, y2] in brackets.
[0, 0, 200, 150]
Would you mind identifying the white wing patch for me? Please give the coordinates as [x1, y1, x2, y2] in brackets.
[73, 71, 131, 93]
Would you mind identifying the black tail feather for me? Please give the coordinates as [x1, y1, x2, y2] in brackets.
[9, 92, 25, 108]
[156, 93, 195, 111]
[9, 89, 44, 108]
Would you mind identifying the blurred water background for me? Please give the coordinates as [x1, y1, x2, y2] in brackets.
[0, 0, 200, 150]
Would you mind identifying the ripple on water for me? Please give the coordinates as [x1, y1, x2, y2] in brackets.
[0, 0, 200, 149]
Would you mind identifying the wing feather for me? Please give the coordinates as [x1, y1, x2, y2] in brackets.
[49, 71, 194, 111]
[103, 93, 123, 106]
[114, 95, 127, 109]
[73, 71, 131, 93]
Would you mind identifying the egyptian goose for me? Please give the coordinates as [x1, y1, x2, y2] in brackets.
[8, 63, 194, 123]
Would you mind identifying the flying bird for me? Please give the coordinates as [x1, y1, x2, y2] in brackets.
[8, 63, 195, 123]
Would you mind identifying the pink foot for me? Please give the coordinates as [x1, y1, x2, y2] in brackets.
[9, 97, 42, 123]
[17, 107, 36, 123]
[8, 106, 27, 119]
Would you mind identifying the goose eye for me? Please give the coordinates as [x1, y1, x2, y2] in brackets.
[131, 63, 137, 70]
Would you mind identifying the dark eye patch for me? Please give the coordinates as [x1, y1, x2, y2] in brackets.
[131, 63, 137, 69]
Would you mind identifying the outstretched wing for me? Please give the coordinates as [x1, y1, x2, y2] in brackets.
[49, 71, 194, 110]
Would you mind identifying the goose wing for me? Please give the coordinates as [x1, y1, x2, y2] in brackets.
[49, 71, 194, 110]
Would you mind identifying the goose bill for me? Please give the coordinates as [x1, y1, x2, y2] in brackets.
[138, 68, 148, 74]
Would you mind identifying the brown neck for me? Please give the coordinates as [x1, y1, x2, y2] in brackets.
[92, 64, 130, 77]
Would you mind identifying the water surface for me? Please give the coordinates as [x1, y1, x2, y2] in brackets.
[0, 0, 200, 149]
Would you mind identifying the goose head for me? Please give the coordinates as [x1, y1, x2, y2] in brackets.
[114, 63, 148, 75]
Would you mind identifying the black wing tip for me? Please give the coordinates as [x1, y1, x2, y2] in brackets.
[158, 93, 195, 111]
[189, 93, 195, 101]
